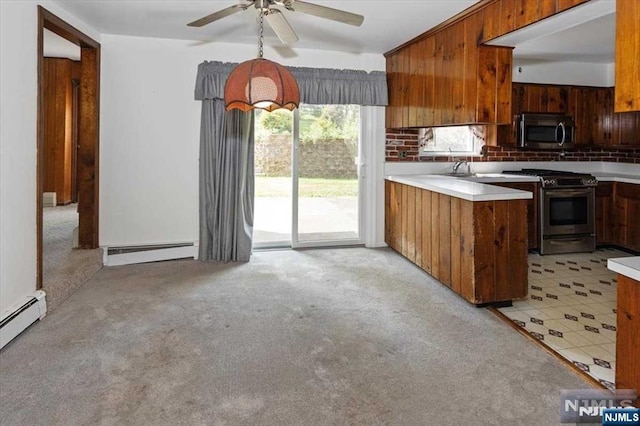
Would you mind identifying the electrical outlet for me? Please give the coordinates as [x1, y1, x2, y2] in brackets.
[399, 151, 407, 158]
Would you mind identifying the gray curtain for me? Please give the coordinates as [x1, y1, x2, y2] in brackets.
[194, 61, 387, 261]
[196, 61, 255, 262]
[290, 67, 388, 105]
[198, 100, 254, 262]
[195, 61, 388, 106]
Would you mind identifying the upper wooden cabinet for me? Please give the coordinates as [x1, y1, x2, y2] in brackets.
[384, 0, 593, 129]
[385, 21, 512, 129]
[615, 0, 640, 112]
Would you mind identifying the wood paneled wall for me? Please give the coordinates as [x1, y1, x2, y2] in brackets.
[385, 180, 528, 305]
[503, 83, 640, 147]
[43, 58, 80, 205]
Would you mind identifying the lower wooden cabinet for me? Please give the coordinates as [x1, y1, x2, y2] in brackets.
[385, 180, 528, 305]
[596, 181, 640, 251]
[615, 275, 640, 395]
[614, 183, 640, 251]
[596, 182, 615, 245]
[491, 182, 539, 250]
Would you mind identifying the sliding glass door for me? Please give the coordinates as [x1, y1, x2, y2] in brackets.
[253, 105, 361, 248]
[293, 105, 360, 246]
[253, 109, 293, 247]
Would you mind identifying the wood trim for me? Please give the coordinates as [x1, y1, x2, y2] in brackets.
[39, 7, 99, 49]
[384, 0, 496, 57]
[37, 7, 100, 288]
[488, 307, 607, 390]
[37, 9, 44, 289]
[78, 47, 100, 249]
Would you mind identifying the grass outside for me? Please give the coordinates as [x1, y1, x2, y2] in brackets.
[256, 177, 357, 197]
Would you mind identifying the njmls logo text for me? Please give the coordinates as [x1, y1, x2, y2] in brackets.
[602, 408, 640, 426]
[560, 389, 638, 424]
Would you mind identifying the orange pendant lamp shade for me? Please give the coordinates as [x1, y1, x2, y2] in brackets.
[224, 58, 300, 112]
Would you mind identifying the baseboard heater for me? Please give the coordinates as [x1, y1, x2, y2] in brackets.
[0, 291, 47, 349]
[105, 242, 198, 266]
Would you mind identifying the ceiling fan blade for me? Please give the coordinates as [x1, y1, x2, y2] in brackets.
[284, 0, 364, 27]
[265, 9, 299, 45]
[187, 3, 250, 27]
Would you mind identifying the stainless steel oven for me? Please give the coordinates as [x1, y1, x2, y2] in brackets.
[502, 169, 597, 255]
[541, 186, 596, 255]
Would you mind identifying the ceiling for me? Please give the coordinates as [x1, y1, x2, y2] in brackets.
[511, 13, 615, 63]
[51, 0, 477, 54]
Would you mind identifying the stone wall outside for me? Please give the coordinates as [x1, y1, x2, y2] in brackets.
[256, 134, 357, 178]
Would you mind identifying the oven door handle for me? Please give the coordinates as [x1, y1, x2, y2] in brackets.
[544, 189, 592, 197]
[556, 122, 566, 146]
[548, 239, 588, 244]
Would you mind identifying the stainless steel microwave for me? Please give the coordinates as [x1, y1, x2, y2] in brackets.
[517, 113, 575, 149]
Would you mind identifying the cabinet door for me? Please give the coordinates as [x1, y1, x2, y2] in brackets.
[408, 42, 423, 128]
[612, 112, 640, 146]
[595, 182, 614, 244]
[595, 88, 614, 145]
[615, 183, 640, 251]
[615, 0, 640, 112]
[545, 85, 571, 113]
[385, 55, 398, 129]
[491, 182, 539, 250]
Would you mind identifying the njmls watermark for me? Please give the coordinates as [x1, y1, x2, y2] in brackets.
[561, 389, 638, 424]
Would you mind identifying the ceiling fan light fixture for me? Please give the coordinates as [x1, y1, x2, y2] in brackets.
[224, 57, 299, 112]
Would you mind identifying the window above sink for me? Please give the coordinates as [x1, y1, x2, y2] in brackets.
[418, 125, 486, 157]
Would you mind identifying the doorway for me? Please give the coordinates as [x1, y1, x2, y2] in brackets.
[254, 104, 362, 248]
[37, 7, 100, 300]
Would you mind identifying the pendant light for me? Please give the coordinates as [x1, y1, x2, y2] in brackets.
[224, 10, 299, 112]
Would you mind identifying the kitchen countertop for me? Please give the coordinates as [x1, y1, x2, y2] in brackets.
[592, 173, 640, 185]
[607, 257, 640, 282]
[386, 174, 533, 202]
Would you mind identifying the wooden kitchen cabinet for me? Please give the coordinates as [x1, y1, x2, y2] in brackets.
[491, 182, 539, 250]
[614, 183, 640, 252]
[385, 180, 528, 305]
[612, 111, 640, 146]
[616, 274, 640, 395]
[615, 0, 640, 113]
[386, 42, 512, 128]
[573, 87, 615, 146]
[595, 182, 615, 245]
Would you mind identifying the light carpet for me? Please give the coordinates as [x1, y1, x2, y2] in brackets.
[42, 204, 103, 311]
[1, 247, 590, 425]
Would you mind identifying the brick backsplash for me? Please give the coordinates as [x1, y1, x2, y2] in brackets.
[386, 129, 640, 163]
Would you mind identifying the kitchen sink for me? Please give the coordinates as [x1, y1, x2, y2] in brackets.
[441, 172, 477, 177]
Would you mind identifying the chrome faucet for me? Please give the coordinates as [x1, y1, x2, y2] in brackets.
[452, 160, 471, 175]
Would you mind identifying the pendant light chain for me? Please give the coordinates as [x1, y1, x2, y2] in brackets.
[258, 11, 265, 59]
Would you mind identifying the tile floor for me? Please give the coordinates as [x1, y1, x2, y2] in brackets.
[498, 247, 632, 391]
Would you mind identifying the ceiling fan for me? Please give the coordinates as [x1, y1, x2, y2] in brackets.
[187, 0, 364, 45]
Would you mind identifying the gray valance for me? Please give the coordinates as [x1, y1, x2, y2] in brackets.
[194, 60, 388, 106]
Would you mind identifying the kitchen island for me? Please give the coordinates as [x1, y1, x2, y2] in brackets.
[385, 175, 533, 306]
[607, 257, 640, 395]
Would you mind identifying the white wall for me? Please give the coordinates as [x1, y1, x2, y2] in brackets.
[0, 1, 100, 316]
[99, 35, 385, 247]
[512, 59, 614, 87]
